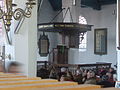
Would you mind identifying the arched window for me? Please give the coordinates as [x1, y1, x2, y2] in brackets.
[79, 15, 87, 24]
[79, 15, 87, 51]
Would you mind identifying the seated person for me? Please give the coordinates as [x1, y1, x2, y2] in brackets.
[99, 67, 107, 78]
[97, 75, 114, 87]
[60, 75, 67, 82]
[74, 69, 83, 84]
[49, 66, 58, 79]
[7, 61, 22, 74]
[82, 69, 88, 83]
[37, 66, 49, 78]
[60, 74, 73, 82]
[108, 68, 116, 74]
[84, 70, 97, 84]
[106, 72, 114, 83]
[58, 67, 67, 81]
[66, 70, 74, 81]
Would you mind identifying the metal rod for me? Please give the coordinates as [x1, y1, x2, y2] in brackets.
[68, 7, 73, 22]
[50, 8, 65, 23]
[62, 7, 73, 22]
[62, 7, 69, 22]
[14, 16, 25, 34]
[38, 0, 44, 13]
[14, 6, 27, 34]
[38, 0, 44, 22]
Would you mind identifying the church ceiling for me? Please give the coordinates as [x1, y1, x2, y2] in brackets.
[48, 0, 116, 11]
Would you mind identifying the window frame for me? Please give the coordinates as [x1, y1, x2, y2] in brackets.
[78, 15, 87, 51]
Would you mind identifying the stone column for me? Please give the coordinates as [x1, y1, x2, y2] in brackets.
[14, 0, 37, 77]
[117, 0, 120, 81]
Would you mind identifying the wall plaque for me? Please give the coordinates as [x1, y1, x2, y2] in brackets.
[94, 28, 107, 55]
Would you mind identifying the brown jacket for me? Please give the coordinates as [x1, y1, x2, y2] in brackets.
[84, 77, 97, 84]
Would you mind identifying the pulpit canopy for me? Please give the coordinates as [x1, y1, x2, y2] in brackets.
[38, 22, 93, 34]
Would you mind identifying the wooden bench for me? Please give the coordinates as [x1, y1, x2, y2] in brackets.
[15, 84, 101, 90]
[0, 76, 26, 78]
[0, 73, 102, 90]
[0, 81, 78, 90]
[0, 79, 58, 85]
[91, 88, 120, 90]
[0, 73, 26, 78]
[0, 77, 41, 81]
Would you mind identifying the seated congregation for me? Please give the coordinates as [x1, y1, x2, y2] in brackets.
[0, 61, 117, 90]
[38, 65, 117, 88]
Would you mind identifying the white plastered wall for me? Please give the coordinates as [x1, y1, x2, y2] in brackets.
[62, 0, 117, 67]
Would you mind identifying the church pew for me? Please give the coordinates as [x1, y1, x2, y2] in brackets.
[30, 84, 101, 90]
[0, 79, 58, 85]
[0, 81, 78, 90]
[0, 76, 26, 78]
[0, 77, 41, 81]
[0, 73, 26, 77]
[89, 88, 120, 90]
[11, 84, 101, 90]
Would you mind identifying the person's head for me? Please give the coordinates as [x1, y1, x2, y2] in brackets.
[60, 75, 67, 81]
[8, 62, 22, 73]
[76, 70, 82, 75]
[109, 68, 114, 73]
[61, 67, 67, 73]
[101, 75, 109, 81]
[106, 72, 112, 78]
[82, 69, 88, 77]
[67, 71, 73, 77]
[87, 70, 95, 79]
